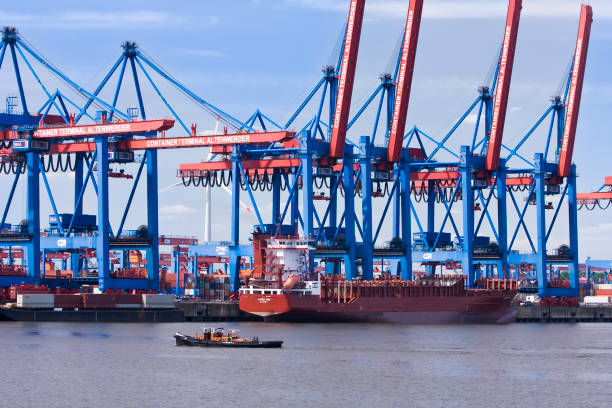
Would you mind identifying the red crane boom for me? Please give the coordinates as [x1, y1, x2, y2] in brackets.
[0, 119, 175, 141]
[558, 4, 593, 178]
[387, 0, 424, 163]
[42, 131, 294, 154]
[485, 0, 522, 172]
[329, 0, 366, 158]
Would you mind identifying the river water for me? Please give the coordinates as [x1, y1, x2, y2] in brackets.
[1, 321, 611, 408]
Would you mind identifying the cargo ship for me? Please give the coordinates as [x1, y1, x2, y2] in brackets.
[0, 290, 183, 322]
[239, 234, 519, 324]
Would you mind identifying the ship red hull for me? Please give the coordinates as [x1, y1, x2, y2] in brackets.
[239, 293, 517, 324]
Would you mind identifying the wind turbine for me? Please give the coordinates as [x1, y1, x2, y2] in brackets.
[159, 116, 255, 242]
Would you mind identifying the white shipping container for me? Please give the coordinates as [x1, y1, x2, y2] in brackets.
[594, 284, 612, 290]
[17, 294, 55, 308]
[583, 296, 611, 305]
[142, 294, 175, 308]
[185, 288, 195, 296]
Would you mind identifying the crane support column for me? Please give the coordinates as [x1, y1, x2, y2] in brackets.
[74, 153, 84, 216]
[496, 160, 508, 279]
[359, 136, 373, 280]
[71, 153, 84, 278]
[328, 172, 339, 275]
[173, 245, 181, 296]
[534, 153, 548, 296]
[301, 136, 314, 240]
[290, 171, 299, 231]
[387, 0, 424, 162]
[485, 0, 522, 171]
[147, 149, 160, 291]
[460, 146, 475, 287]
[392, 166, 401, 239]
[329, 173, 338, 230]
[558, 4, 592, 178]
[272, 170, 280, 224]
[567, 164, 579, 293]
[329, 0, 365, 158]
[26, 152, 40, 282]
[399, 154, 412, 280]
[426, 180, 436, 275]
[96, 136, 110, 291]
[229, 147, 241, 291]
[343, 148, 356, 280]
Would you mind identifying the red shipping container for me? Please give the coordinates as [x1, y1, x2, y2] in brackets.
[114, 294, 142, 305]
[594, 289, 612, 296]
[81, 293, 117, 308]
[54, 294, 82, 309]
[11, 285, 50, 301]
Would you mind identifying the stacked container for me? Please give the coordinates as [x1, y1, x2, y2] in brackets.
[10, 285, 49, 301]
[11, 292, 175, 309]
[198, 274, 231, 301]
[594, 283, 612, 296]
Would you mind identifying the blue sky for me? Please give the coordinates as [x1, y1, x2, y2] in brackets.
[1, 0, 611, 260]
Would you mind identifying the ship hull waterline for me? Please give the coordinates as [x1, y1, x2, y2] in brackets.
[239, 294, 517, 324]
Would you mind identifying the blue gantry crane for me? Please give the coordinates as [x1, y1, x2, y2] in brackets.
[0, 1, 594, 301]
[178, 0, 591, 299]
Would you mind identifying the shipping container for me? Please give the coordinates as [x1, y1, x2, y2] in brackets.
[142, 294, 175, 308]
[17, 294, 55, 308]
[53, 294, 82, 309]
[10, 285, 50, 300]
[49, 213, 96, 229]
[81, 293, 117, 308]
[583, 296, 611, 305]
[114, 294, 142, 305]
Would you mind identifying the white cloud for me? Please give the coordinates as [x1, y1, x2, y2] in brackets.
[0, 11, 187, 30]
[44, 171, 75, 181]
[464, 113, 479, 125]
[176, 48, 227, 58]
[278, 0, 612, 20]
[160, 204, 197, 215]
[579, 223, 612, 241]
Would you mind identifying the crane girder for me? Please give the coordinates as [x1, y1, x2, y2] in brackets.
[485, 0, 522, 172]
[387, 0, 424, 163]
[329, 0, 366, 158]
[558, 4, 593, 178]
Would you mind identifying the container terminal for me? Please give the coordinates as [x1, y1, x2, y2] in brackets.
[1, 0, 612, 323]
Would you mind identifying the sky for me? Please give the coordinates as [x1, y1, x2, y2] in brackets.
[0, 0, 611, 260]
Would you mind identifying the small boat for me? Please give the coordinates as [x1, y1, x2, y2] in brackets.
[174, 327, 283, 348]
